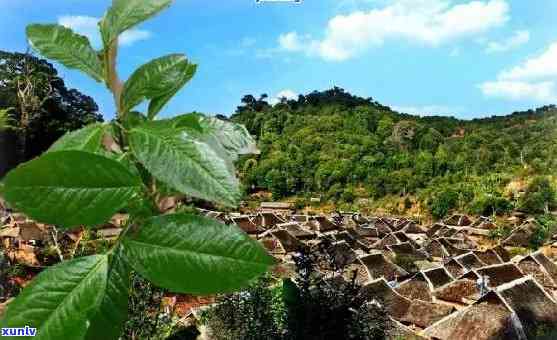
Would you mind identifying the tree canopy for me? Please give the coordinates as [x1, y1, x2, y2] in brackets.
[0, 51, 102, 160]
[231, 88, 557, 218]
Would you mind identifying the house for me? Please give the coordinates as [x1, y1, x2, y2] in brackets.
[515, 251, 557, 290]
[502, 219, 539, 247]
[258, 202, 293, 214]
[434, 278, 480, 304]
[359, 252, 408, 281]
[459, 263, 524, 288]
[453, 252, 487, 271]
[358, 278, 455, 328]
[425, 276, 557, 339]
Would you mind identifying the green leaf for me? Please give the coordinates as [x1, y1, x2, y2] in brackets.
[100, 0, 173, 47]
[120, 54, 197, 117]
[0, 255, 108, 340]
[85, 249, 131, 340]
[48, 123, 106, 153]
[3, 151, 142, 229]
[122, 111, 147, 130]
[122, 213, 274, 294]
[129, 118, 241, 207]
[199, 116, 259, 161]
[26, 24, 104, 82]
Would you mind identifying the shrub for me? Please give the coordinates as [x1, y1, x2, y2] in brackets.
[471, 193, 513, 216]
[202, 276, 285, 340]
[520, 176, 557, 214]
[529, 215, 557, 250]
[488, 225, 513, 241]
[122, 273, 176, 340]
[202, 250, 390, 340]
[428, 188, 459, 219]
[342, 187, 356, 203]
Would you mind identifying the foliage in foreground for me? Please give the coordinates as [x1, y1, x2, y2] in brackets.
[0, 1, 273, 339]
[203, 251, 389, 340]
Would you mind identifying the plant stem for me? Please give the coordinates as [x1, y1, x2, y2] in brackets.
[105, 38, 123, 118]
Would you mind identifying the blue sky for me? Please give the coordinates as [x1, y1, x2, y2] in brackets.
[1, 0, 557, 120]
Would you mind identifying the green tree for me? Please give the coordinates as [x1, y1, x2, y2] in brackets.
[520, 176, 557, 214]
[0, 51, 102, 162]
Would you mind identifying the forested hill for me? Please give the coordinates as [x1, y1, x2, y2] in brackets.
[230, 87, 557, 219]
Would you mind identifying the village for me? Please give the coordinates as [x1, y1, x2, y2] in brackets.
[2, 198, 557, 339]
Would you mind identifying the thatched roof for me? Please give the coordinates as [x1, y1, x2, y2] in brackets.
[436, 226, 459, 238]
[387, 242, 429, 260]
[423, 295, 521, 340]
[461, 263, 524, 288]
[358, 278, 412, 320]
[387, 317, 428, 340]
[426, 222, 445, 237]
[430, 276, 557, 339]
[396, 273, 433, 301]
[444, 214, 473, 227]
[422, 266, 455, 288]
[401, 222, 426, 234]
[401, 298, 456, 328]
[327, 240, 358, 268]
[360, 277, 454, 328]
[373, 233, 400, 249]
[230, 216, 262, 234]
[374, 219, 394, 236]
[502, 220, 538, 247]
[434, 278, 480, 304]
[493, 245, 511, 262]
[444, 258, 468, 278]
[359, 253, 408, 281]
[270, 229, 304, 253]
[424, 239, 450, 259]
[354, 225, 379, 238]
[437, 238, 470, 256]
[307, 216, 338, 232]
[342, 263, 371, 286]
[252, 212, 286, 228]
[473, 249, 503, 265]
[516, 254, 557, 289]
[276, 222, 314, 239]
[494, 276, 557, 337]
[454, 252, 487, 271]
[532, 251, 557, 284]
[291, 214, 309, 223]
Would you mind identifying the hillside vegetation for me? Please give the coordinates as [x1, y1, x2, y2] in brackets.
[231, 88, 557, 219]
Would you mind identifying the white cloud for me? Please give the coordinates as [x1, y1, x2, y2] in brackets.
[120, 30, 152, 47]
[484, 30, 529, 53]
[269, 89, 298, 105]
[479, 81, 556, 102]
[58, 15, 151, 48]
[392, 104, 463, 116]
[499, 42, 557, 81]
[278, 0, 509, 61]
[479, 42, 557, 102]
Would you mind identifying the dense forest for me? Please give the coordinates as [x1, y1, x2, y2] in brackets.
[231, 88, 557, 219]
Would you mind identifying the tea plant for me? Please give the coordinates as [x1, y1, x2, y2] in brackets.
[0, 1, 273, 339]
